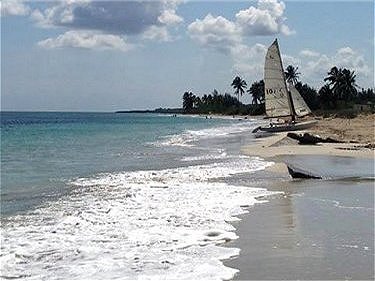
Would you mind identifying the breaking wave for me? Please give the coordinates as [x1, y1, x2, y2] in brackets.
[1, 157, 278, 280]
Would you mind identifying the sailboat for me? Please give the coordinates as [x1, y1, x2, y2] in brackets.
[253, 39, 318, 133]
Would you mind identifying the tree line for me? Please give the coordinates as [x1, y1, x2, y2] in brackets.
[182, 90, 265, 115]
[182, 65, 374, 115]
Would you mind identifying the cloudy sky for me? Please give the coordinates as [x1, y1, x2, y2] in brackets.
[2, 0, 374, 111]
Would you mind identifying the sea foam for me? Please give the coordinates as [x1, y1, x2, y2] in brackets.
[152, 121, 259, 147]
[1, 155, 278, 280]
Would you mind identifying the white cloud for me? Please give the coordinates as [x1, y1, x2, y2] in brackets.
[302, 47, 371, 80]
[299, 49, 320, 58]
[142, 26, 171, 42]
[30, 9, 46, 24]
[235, 7, 278, 35]
[187, 14, 241, 53]
[304, 54, 331, 77]
[1, 0, 30, 16]
[258, 0, 284, 17]
[278, 46, 373, 88]
[187, 0, 294, 82]
[279, 24, 295, 36]
[30, 1, 184, 49]
[229, 43, 372, 89]
[337, 46, 355, 56]
[235, 0, 294, 36]
[31, 1, 183, 35]
[38, 30, 133, 52]
[158, 9, 183, 25]
[230, 43, 267, 80]
[188, 0, 293, 55]
[282, 54, 301, 68]
[230, 43, 300, 82]
[30, 1, 90, 28]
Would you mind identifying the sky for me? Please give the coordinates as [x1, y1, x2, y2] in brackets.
[1, 0, 374, 111]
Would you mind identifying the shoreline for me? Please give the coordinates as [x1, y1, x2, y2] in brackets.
[224, 171, 374, 280]
[242, 115, 374, 176]
[190, 113, 374, 161]
[243, 130, 374, 160]
[224, 115, 374, 280]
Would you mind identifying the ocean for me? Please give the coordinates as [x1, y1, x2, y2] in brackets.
[0, 112, 275, 280]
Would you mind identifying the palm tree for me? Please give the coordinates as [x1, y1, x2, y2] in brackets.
[324, 66, 340, 84]
[324, 67, 357, 104]
[212, 89, 219, 96]
[358, 88, 375, 103]
[339, 68, 357, 103]
[231, 76, 247, 102]
[324, 66, 340, 92]
[324, 66, 342, 103]
[202, 94, 208, 104]
[318, 84, 335, 109]
[247, 80, 265, 105]
[284, 65, 300, 85]
[194, 96, 202, 109]
[182, 91, 195, 113]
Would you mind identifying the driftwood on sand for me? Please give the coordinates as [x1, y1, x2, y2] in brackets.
[287, 132, 344, 145]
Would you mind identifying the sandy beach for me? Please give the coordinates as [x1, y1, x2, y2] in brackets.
[243, 114, 374, 160]
[225, 114, 374, 280]
[310, 114, 375, 144]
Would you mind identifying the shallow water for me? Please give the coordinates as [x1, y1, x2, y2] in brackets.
[1, 112, 276, 280]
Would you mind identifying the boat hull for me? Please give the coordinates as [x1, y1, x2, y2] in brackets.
[258, 120, 318, 133]
[287, 165, 321, 179]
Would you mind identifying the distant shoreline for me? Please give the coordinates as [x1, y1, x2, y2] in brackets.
[115, 108, 183, 114]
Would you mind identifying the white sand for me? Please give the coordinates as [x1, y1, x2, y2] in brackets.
[242, 132, 374, 159]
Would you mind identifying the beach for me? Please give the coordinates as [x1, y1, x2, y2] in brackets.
[310, 114, 375, 144]
[225, 114, 374, 280]
[225, 176, 374, 280]
[1, 112, 374, 280]
[3, 0, 374, 279]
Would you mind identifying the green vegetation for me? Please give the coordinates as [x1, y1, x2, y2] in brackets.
[231, 76, 247, 102]
[247, 80, 264, 105]
[182, 90, 264, 116]
[182, 65, 374, 116]
[285, 65, 300, 85]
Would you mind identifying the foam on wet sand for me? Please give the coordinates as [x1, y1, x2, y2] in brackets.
[1, 155, 278, 280]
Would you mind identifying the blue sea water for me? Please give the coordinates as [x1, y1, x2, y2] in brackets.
[1, 112, 247, 216]
[1, 112, 275, 280]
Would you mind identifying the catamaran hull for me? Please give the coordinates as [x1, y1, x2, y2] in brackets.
[257, 120, 318, 133]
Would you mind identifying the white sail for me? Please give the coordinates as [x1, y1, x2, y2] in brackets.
[264, 39, 291, 117]
[289, 83, 312, 117]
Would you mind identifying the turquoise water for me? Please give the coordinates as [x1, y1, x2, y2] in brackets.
[1, 112, 237, 215]
[1, 112, 278, 280]
[1, 112, 373, 280]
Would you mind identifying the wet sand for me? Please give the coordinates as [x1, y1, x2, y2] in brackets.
[225, 139, 374, 280]
[225, 173, 374, 280]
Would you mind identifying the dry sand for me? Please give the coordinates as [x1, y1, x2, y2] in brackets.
[242, 114, 375, 161]
[310, 113, 375, 144]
